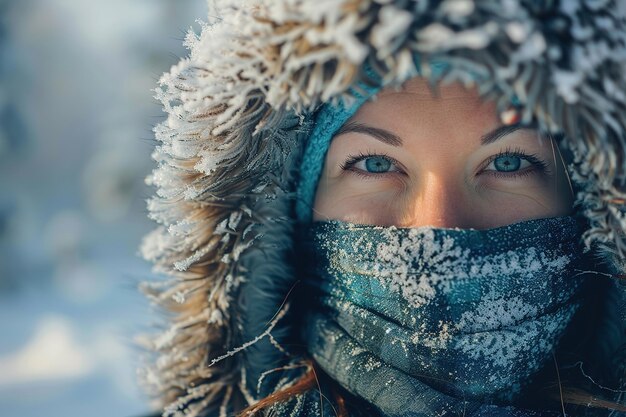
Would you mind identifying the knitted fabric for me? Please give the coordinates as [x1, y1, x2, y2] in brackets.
[295, 61, 384, 223]
[290, 214, 598, 416]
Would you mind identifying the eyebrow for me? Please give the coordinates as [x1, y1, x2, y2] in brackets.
[335, 122, 403, 147]
[480, 124, 531, 145]
[335, 121, 533, 147]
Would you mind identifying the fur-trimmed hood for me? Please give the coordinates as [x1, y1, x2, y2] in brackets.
[138, 1, 626, 416]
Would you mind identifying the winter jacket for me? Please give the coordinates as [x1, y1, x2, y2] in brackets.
[138, 1, 626, 416]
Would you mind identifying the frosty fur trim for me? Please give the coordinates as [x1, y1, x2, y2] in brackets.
[139, 0, 626, 415]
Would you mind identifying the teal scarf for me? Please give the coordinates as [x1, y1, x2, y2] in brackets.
[293, 215, 593, 416]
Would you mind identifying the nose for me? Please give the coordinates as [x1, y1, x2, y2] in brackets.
[399, 172, 470, 229]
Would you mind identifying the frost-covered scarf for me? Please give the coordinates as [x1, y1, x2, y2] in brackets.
[293, 215, 593, 417]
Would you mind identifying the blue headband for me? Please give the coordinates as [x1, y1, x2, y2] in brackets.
[295, 66, 381, 222]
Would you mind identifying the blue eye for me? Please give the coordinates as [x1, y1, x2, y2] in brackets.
[483, 149, 549, 179]
[340, 152, 401, 177]
[485, 155, 532, 173]
[490, 155, 525, 172]
[363, 156, 392, 173]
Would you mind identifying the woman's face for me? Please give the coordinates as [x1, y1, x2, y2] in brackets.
[312, 77, 574, 229]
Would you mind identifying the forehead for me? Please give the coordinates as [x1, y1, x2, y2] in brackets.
[353, 77, 497, 129]
[341, 77, 549, 150]
[377, 77, 483, 101]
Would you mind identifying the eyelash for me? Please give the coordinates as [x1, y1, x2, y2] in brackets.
[340, 150, 404, 180]
[340, 146, 550, 180]
[482, 146, 551, 179]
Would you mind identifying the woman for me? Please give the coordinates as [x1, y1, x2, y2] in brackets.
[138, 1, 626, 416]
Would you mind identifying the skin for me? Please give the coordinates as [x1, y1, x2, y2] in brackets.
[312, 77, 574, 229]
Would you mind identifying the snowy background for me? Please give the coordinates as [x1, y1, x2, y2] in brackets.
[0, 0, 207, 416]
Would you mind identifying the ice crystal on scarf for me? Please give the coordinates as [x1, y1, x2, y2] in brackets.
[297, 215, 591, 407]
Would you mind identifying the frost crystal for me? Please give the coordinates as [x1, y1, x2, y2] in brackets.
[304, 216, 588, 402]
[373, 228, 466, 308]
